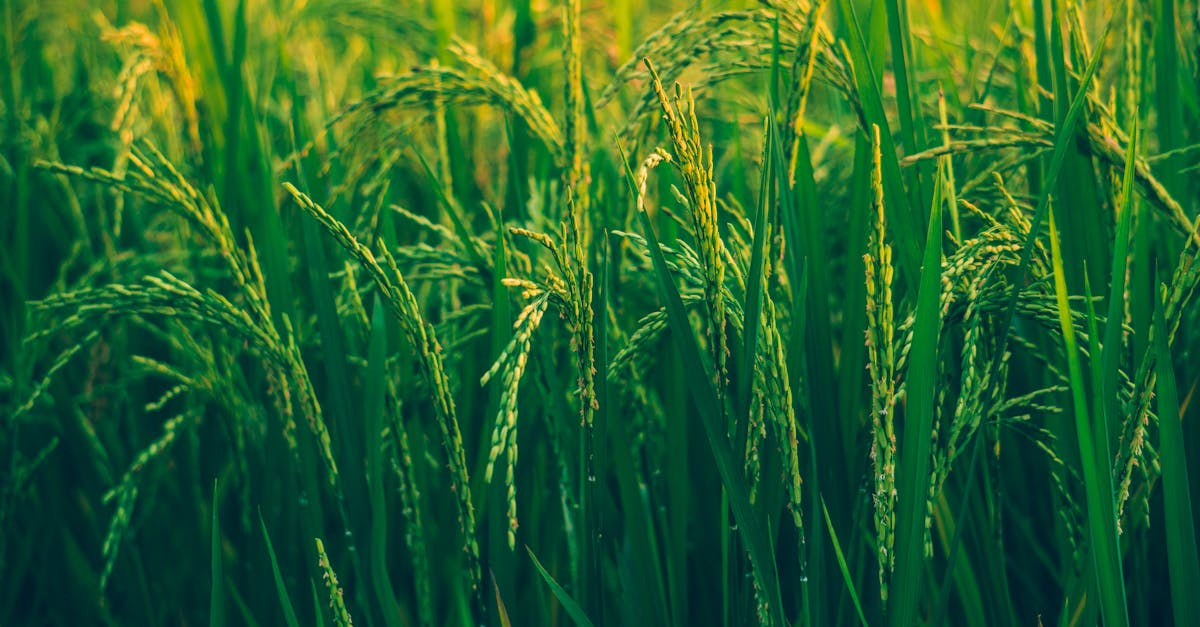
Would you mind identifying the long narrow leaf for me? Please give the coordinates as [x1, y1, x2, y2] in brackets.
[888, 161, 944, 627]
[258, 513, 302, 627]
[365, 299, 405, 626]
[990, 19, 1112, 375]
[738, 120, 772, 432]
[823, 497, 869, 627]
[210, 480, 225, 627]
[1101, 120, 1139, 439]
[836, 0, 922, 283]
[1154, 279, 1200, 627]
[1048, 208, 1129, 627]
[620, 142, 786, 626]
[526, 547, 595, 627]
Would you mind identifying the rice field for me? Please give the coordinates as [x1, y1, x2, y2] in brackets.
[2, 0, 1199, 625]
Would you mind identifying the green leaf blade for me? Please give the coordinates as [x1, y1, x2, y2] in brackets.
[888, 162, 944, 627]
[1154, 281, 1200, 627]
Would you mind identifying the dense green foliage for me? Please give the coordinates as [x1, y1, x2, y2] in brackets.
[2, 0, 1199, 625]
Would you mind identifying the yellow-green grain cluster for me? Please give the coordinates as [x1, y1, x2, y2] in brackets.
[644, 62, 729, 397]
[284, 184, 481, 594]
[316, 537, 354, 627]
[482, 288, 550, 549]
[863, 126, 897, 600]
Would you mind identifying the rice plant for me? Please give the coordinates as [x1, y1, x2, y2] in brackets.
[3, 0, 1199, 625]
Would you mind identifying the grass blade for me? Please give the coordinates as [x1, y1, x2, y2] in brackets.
[619, 142, 786, 626]
[1017, 15, 1112, 297]
[413, 150, 490, 276]
[526, 546, 595, 627]
[1154, 277, 1200, 627]
[311, 580, 327, 627]
[1153, 0, 1184, 197]
[738, 120, 771, 434]
[258, 513, 302, 627]
[1101, 120, 1139, 443]
[888, 159, 944, 627]
[985, 17, 1113, 413]
[210, 480, 225, 627]
[883, 0, 930, 216]
[219, 0, 246, 213]
[492, 572, 514, 627]
[1047, 208, 1129, 627]
[365, 298, 404, 626]
[823, 497, 869, 627]
[836, 0, 922, 284]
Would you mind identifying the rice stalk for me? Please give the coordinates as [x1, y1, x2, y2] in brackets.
[284, 184, 481, 598]
[644, 60, 730, 402]
[315, 537, 354, 627]
[863, 124, 897, 601]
